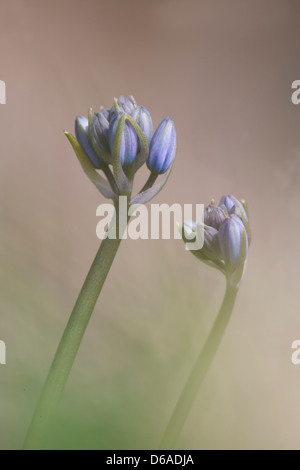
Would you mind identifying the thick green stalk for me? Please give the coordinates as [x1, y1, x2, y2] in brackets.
[23, 206, 124, 450]
[160, 282, 238, 449]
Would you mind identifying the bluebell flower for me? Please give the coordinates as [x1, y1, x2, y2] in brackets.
[67, 95, 176, 200]
[182, 195, 250, 287]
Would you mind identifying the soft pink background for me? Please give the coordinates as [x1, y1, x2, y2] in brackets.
[1, 0, 300, 449]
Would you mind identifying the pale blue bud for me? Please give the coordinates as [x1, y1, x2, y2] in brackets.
[219, 215, 248, 272]
[147, 117, 176, 174]
[131, 105, 153, 145]
[75, 115, 104, 169]
[91, 111, 111, 158]
[99, 106, 110, 120]
[109, 112, 138, 166]
[116, 95, 137, 114]
[182, 222, 223, 270]
[204, 205, 227, 230]
[202, 225, 221, 260]
[219, 195, 248, 222]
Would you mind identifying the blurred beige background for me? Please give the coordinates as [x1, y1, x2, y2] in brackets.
[1, 0, 300, 449]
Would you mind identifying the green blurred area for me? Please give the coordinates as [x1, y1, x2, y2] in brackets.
[0, 225, 220, 449]
[0, 228, 296, 450]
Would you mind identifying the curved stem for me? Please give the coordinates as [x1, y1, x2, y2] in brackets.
[139, 172, 158, 193]
[23, 204, 125, 450]
[159, 281, 238, 449]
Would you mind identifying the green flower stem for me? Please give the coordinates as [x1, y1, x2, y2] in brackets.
[140, 172, 158, 193]
[23, 203, 125, 450]
[159, 281, 238, 449]
[103, 165, 119, 195]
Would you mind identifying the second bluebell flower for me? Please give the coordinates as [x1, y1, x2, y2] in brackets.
[183, 195, 250, 288]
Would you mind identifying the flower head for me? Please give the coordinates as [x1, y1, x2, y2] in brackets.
[65, 95, 176, 202]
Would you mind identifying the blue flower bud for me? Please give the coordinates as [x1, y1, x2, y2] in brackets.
[202, 225, 221, 260]
[182, 222, 224, 270]
[147, 117, 176, 174]
[99, 106, 110, 120]
[131, 105, 153, 145]
[182, 222, 219, 257]
[108, 112, 138, 166]
[204, 205, 227, 230]
[219, 195, 248, 222]
[219, 215, 248, 273]
[182, 196, 250, 286]
[75, 115, 104, 169]
[91, 111, 111, 159]
[116, 95, 137, 114]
